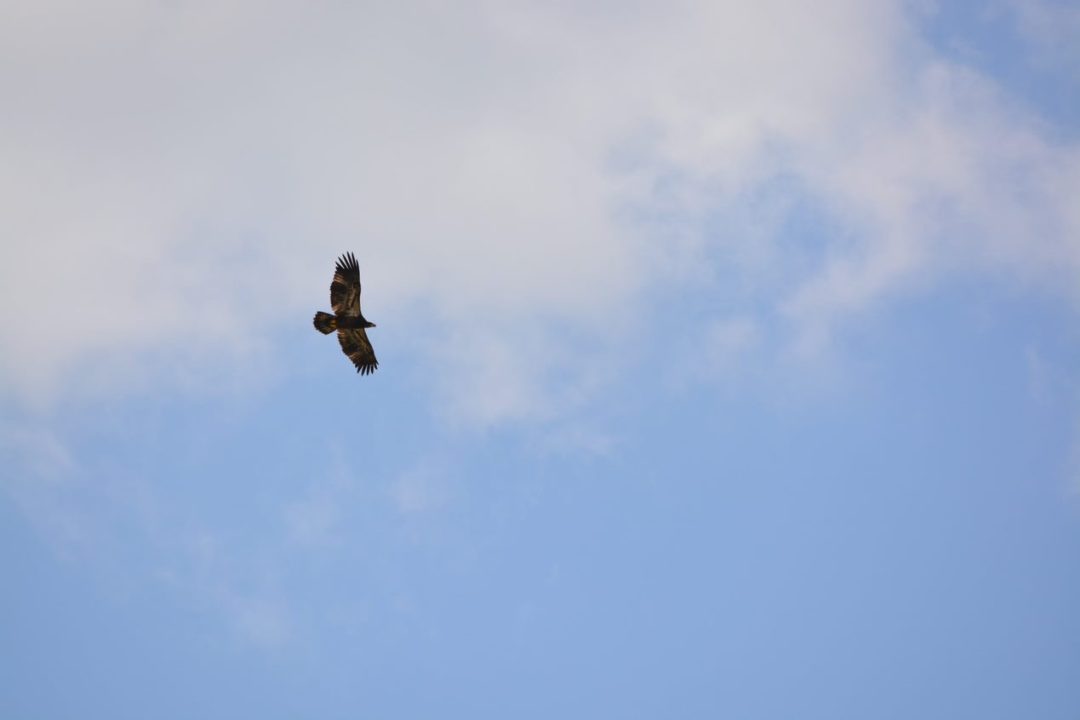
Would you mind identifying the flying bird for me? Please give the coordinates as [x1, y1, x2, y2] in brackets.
[313, 252, 379, 375]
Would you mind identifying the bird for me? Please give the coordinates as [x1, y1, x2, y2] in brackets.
[313, 252, 379, 375]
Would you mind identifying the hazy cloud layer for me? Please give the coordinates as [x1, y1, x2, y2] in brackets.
[2, 1, 1077, 422]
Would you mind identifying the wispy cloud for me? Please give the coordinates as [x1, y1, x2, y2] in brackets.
[0, 426, 85, 555]
[1, 421, 467, 651]
[1006, 0, 1080, 73]
[390, 466, 450, 517]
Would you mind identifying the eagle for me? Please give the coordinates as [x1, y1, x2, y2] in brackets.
[313, 252, 379, 375]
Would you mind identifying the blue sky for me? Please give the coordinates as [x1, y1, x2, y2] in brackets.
[2, 1, 1079, 717]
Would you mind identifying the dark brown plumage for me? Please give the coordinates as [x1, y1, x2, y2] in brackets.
[313, 252, 378, 375]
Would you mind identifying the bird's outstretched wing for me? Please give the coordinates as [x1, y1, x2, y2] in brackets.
[338, 327, 378, 375]
[330, 252, 362, 316]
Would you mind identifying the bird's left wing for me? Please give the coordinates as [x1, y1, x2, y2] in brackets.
[338, 327, 378, 375]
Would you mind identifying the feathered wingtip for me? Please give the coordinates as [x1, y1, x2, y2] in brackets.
[313, 311, 337, 334]
[335, 252, 359, 276]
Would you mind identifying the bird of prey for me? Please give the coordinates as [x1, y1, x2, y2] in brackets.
[313, 252, 379, 375]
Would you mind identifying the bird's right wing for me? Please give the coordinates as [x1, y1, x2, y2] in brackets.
[330, 252, 362, 316]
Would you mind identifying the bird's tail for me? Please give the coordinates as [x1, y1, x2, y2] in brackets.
[313, 312, 337, 334]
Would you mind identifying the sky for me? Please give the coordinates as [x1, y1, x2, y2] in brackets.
[2, 0, 1079, 717]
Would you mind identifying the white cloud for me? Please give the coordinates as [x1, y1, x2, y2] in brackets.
[0, 0, 1077, 421]
[782, 61, 1080, 354]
